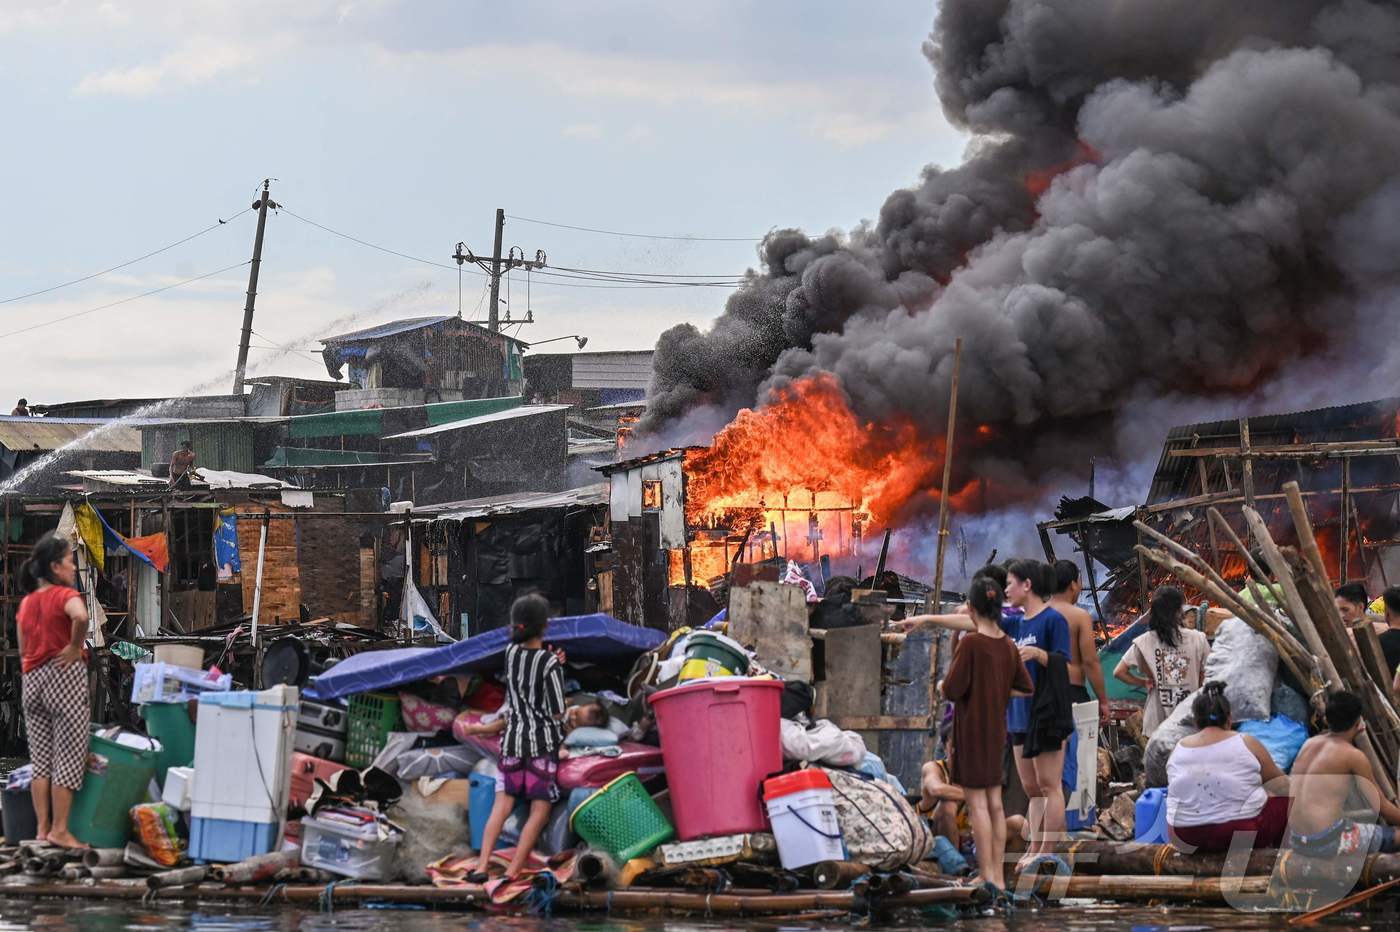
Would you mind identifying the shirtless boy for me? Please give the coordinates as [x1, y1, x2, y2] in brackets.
[1051, 560, 1109, 726]
[1287, 690, 1400, 857]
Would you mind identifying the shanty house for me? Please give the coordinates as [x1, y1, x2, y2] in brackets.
[0, 417, 141, 491]
[321, 316, 526, 410]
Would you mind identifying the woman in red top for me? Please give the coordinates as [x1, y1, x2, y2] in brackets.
[17, 533, 90, 848]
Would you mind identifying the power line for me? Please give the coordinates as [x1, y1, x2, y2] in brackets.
[282, 206, 748, 290]
[0, 207, 253, 307]
[280, 208, 478, 276]
[507, 214, 762, 242]
[0, 261, 251, 340]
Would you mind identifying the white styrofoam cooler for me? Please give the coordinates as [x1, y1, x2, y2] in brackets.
[192, 685, 299, 826]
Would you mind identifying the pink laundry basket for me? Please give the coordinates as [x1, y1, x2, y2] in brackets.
[648, 678, 784, 840]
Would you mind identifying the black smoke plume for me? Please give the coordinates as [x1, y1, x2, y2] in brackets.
[643, 0, 1400, 520]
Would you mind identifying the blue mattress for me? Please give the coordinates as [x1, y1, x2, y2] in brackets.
[309, 613, 664, 700]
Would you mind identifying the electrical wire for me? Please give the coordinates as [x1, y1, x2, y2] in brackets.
[0, 207, 253, 306]
[282, 206, 749, 289]
[0, 260, 251, 340]
[507, 214, 761, 242]
[280, 208, 480, 276]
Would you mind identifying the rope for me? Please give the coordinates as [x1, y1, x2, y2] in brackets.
[1153, 844, 1174, 876]
[258, 882, 286, 907]
[319, 879, 347, 912]
[523, 872, 560, 917]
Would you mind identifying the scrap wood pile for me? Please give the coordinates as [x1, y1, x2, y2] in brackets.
[1133, 479, 1400, 788]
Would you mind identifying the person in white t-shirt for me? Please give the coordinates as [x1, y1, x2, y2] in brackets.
[1113, 586, 1210, 737]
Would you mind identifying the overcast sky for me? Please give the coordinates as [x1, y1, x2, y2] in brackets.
[0, 1, 967, 408]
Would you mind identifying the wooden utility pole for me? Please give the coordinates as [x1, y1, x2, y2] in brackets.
[232, 181, 277, 396]
[931, 339, 963, 607]
[453, 209, 546, 332]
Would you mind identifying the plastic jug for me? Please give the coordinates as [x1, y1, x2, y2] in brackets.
[1135, 787, 1168, 844]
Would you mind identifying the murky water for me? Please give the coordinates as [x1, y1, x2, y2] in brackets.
[0, 899, 1382, 930]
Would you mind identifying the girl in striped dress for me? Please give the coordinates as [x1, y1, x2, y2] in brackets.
[470, 594, 566, 882]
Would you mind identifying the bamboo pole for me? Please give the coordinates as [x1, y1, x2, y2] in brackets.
[1134, 518, 1307, 658]
[147, 866, 208, 889]
[83, 848, 124, 868]
[1133, 545, 1315, 691]
[1342, 457, 1352, 583]
[811, 860, 870, 889]
[931, 337, 962, 605]
[1245, 502, 1397, 797]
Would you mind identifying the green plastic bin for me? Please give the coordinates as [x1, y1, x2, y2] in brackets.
[140, 702, 195, 789]
[69, 728, 157, 849]
[570, 772, 674, 862]
[347, 693, 401, 768]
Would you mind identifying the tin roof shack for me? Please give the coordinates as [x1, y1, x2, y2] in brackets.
[412, 483, 609, 638]
[598, 447, 867, 632]
[0, 481, 389, 749]
[0, 417, 142, 491]
[1044, 397, 1400, 623]
[245, 376, 347, 417]
[382, 404, 569, 506]
[321, 316, 526, 411]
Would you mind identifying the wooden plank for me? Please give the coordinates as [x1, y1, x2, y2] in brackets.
[727, 581, 811, 682]
[1355, 624, 1393, 699]
[878, 627, 935, 793]
[821, 623, 881, 749]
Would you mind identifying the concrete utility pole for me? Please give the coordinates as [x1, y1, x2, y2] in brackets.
[232, 180, 278, 396]
[453, 208, 546, 332]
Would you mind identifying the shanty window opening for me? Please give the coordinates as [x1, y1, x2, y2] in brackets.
[642, 479, 663, 512]
[169, 508, 216, 589]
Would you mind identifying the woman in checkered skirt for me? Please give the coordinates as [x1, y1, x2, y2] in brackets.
[17, 533, 90, 849]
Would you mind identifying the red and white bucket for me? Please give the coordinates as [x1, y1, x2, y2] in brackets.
[762, 770, 844, 869]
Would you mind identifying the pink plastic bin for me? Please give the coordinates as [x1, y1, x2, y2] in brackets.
[648, 678, 783, 841]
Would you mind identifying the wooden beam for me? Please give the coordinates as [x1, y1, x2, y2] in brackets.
[1169, 439, 1400, 458]
[1144, 481, 1400, 514]
[1239, 417, 1255, 515]
[1342, 456, 1352, 583]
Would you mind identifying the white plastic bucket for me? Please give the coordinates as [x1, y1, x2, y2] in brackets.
[764, 786, 844, 869]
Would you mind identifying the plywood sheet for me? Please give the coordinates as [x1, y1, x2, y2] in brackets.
[821, 623, 882, 748]
[727, 581, 811, 681]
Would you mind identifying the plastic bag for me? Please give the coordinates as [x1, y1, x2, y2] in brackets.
[781, 719, 867, 767]
[1237, 715, 1309, 772]
[1202, 618, 1277, 722]
[131, 802, 184, 867]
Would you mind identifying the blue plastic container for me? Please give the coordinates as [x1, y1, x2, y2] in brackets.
[468, 772, 497, 850]
[189, 816, 280, 863]
[1135, 787, 1169, 844]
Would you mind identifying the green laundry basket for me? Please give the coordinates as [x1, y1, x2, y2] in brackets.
[140, 702, 194, 789]
[569, 771, 674, 862]
[347, 692, 401, 768]
[69, 728, 157, 849]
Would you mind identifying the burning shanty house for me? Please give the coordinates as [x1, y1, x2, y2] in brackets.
[1042, 396, 1400, 625]
[598, 446, 868, 631]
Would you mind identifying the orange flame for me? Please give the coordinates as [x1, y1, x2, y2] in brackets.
[1024, 141, 1101, 200]
[683, 374, 952, 547]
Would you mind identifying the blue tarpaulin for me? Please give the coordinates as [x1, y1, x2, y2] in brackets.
[309, 614, 664, 700]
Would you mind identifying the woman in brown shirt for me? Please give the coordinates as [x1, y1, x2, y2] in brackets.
[933, 576, 1032, 895]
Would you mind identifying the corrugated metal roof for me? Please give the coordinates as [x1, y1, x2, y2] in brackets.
[596, 447, 695, 474]
[570, 351, 653, 390]
[414, 482, 609, 519]
[1147, 396, 1400, 503]
[0, 418, 141, 453]
[587, 400, 648, 412]
[322, 315, 525, 345]
[383, 404, 570, 439]
[65, 470, 167, 487]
